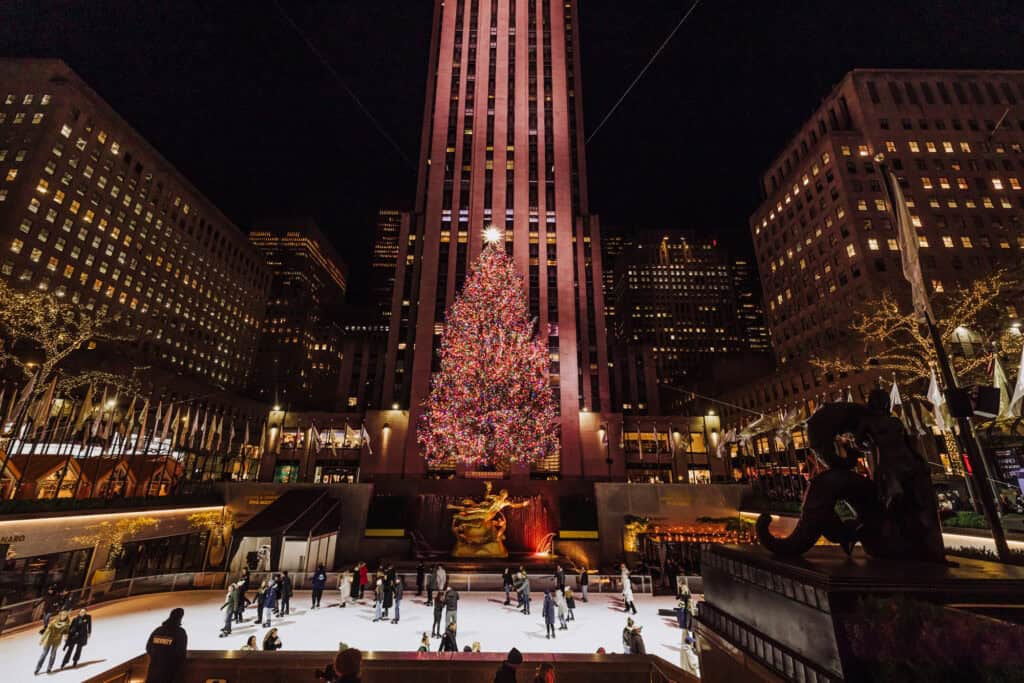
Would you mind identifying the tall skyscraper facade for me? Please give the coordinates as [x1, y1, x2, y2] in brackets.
[607, 231, 771, 415]
[249, 219, 348, 410]
[0, 59, 270, 391]
[724, 69, 1024, 425]
[371, 209, 402, 322]
[384, 0, 611, 477]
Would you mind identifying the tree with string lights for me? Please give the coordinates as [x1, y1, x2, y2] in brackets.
[811, 269, 1022, 395]
[418, 228, 559, 470]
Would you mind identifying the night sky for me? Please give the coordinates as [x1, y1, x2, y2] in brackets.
[3, 1, 1023, 296]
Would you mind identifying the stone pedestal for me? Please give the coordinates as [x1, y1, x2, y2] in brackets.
[694, 544, 1024, 682]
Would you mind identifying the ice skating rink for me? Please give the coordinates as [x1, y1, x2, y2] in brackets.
[0, 590, 689, 681]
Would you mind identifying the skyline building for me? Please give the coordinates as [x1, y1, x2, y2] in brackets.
[371, 208, 402, 322]
[607, 231, 772, 415]
[0, 59, 270, 391]
[383, 0, 612, 477]
[248, 218, 349, 410]
[723, 68, 1024, 427]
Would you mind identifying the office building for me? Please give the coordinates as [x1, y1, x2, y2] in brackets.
[0, 59, 270, 390]
[727, 69, 1024, 423]
[382, 0, 612, 477]
[371, 208, 402, 322]
[249, 219, 349, 410]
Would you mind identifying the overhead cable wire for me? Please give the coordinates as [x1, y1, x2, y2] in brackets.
[585, 0, 703, 145]
[270, 0, 416, 169]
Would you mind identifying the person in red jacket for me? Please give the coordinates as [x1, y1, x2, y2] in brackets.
[358, 562, 369, 600]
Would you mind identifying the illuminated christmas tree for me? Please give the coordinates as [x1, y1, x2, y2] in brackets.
[418, 230, 559, 470]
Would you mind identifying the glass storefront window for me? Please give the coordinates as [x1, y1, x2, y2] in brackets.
[274, 462, 299, 483]
[0, 546, 93, 605]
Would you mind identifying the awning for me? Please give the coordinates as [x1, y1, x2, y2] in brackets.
[233, 489, 341, 540]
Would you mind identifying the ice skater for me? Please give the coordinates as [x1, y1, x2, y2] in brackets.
[431, 588, 444, 637]
[311, 563, 327, 609]
[565, 587, 576, 621]
[391, 575, 404, 624]
[60, 607, 92, 669]
[262, 579, 277, 628]
[220, 581, 240, 637]
[372, 578, 384, 622]
[578, 565, 589, 602]
[502, 567, 514, 605]
[542, 592, 556, 639]
[516, 572, 531, 614]
[34, 609, 70, 675]
[280, 571, 293, 616]
[339, 569, 353, 608]
[555, 588, 569, 630]
[622, 573, 637, 614]
[425, 564, 437, 606]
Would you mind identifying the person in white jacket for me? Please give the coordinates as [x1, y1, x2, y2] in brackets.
[621, 575, 637, 614]
[680, 631, 701, 677]
[435, 565, 447, 592]
[554, 589, 569, 630]
[338, 570, 353, 608]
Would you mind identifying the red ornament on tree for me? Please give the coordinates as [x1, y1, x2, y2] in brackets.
[418, 234, 559, 470]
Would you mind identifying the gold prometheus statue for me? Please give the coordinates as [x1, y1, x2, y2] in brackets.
[447, 481, 530, 558]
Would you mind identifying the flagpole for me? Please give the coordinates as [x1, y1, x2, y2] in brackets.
[878, 156, 1010, 562]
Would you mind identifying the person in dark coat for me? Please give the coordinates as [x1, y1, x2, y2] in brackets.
[61, 607, 92, 669]
[349, 565, 361, 601]
[415, 562, 425, 597]
[431, 589, 444, 637]
[438, 622, 458, 652]
[391, 576, 404, 624]
[494, 647, 523, 683]
[578, 566, 589, 602]
[312, 564, 328, 609]
[444, 585, 459, 628]
[629, 626, 646, 655]
[425, 565, 437, 606]
[39, 584, 61, 633]
[502, 568, 514, 605]
[255, 581, 267, 625]
[516, 573, 531, 615]
[382, 574, 394, 618]
[262, 580, 278, 627]
[553, 565, 566, 591]
[280, 571, 293, 616]
[145, 608, 187, 683]
[262, 627, 282, 651]
[220, 582, 240, 637]
[542, 591, 556, 639]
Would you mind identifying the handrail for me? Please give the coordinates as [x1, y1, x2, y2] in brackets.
[0, 571, 228, 636]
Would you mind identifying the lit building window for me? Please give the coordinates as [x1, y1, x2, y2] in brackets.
[868, 238, 879, 251]
[942, 236, 954, 248]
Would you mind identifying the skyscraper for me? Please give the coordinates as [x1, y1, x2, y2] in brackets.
[724, 69, 1024, 425]
[384, 0, 611, 477]
[248, 219, 348, 410]
[371, 208, 402, 322]
[0, 59, 270, 391]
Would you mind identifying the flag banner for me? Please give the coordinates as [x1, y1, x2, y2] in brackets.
[927, 368, 948, 432]
[993, 355, 1012, 420]
[1010, 345, 1024, 419]
[360, 423, 373, 455]
[886, 170, 934, 321]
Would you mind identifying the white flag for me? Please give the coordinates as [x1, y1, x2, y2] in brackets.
[1009, 345, 1024, 418]
[889, 378, 902, 408]
[994, 355, 1012, 420]
[886, 170, 934, 321]
[360, 423, 372, 455]
[927, 368, 947, 432]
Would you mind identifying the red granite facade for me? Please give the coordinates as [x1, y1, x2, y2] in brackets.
[383, 0, 611, 478]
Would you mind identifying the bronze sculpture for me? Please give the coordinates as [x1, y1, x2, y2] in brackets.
[756, 391, 946, 563]
[447, 481, 529, 557]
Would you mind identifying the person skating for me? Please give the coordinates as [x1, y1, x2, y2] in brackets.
[425, 564, 437, 606]
[628, 625, 646, 655]
[219, 581, 240, 637]
[263, 627, 282, 651]
[621, 618, 635, 654]
[553, 565, 566, 592]
[578, 566, 589, 602]
[415, 561, 425, 597]
[34, 609, 70, 675]
[280, 570, 293, 615]
[350, 565, 362, 603]
[555, 589, 568, 630]
[502, 568, 514, 605]
[622, 575, 637, 614]
[438, 622, 458, 652]
[372, 578, 384, 622]
[38, 584, 60, 633]
[435, 564, 447, 598]
[262, 579, 278, 628]
[339, 569, 353, 608]
[60, 607, 92, 669]
[312, 563, 328, 609]
[431, 588, 445, 637]
[444, 583, 459, 628]
[255, 580, 267, 624]
[145, 608, 187, 683]
[382, 572, 394, 619]
[358, 562, 369, 600]
[494, 647, 523, 683]
[564, 588, 576, 621]
[542, 591, 556, 639]
[391, 575, 404, 624]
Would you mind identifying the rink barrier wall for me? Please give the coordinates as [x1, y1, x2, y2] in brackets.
[0, 571, 228, 636]
[85, 651, 698, 683]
